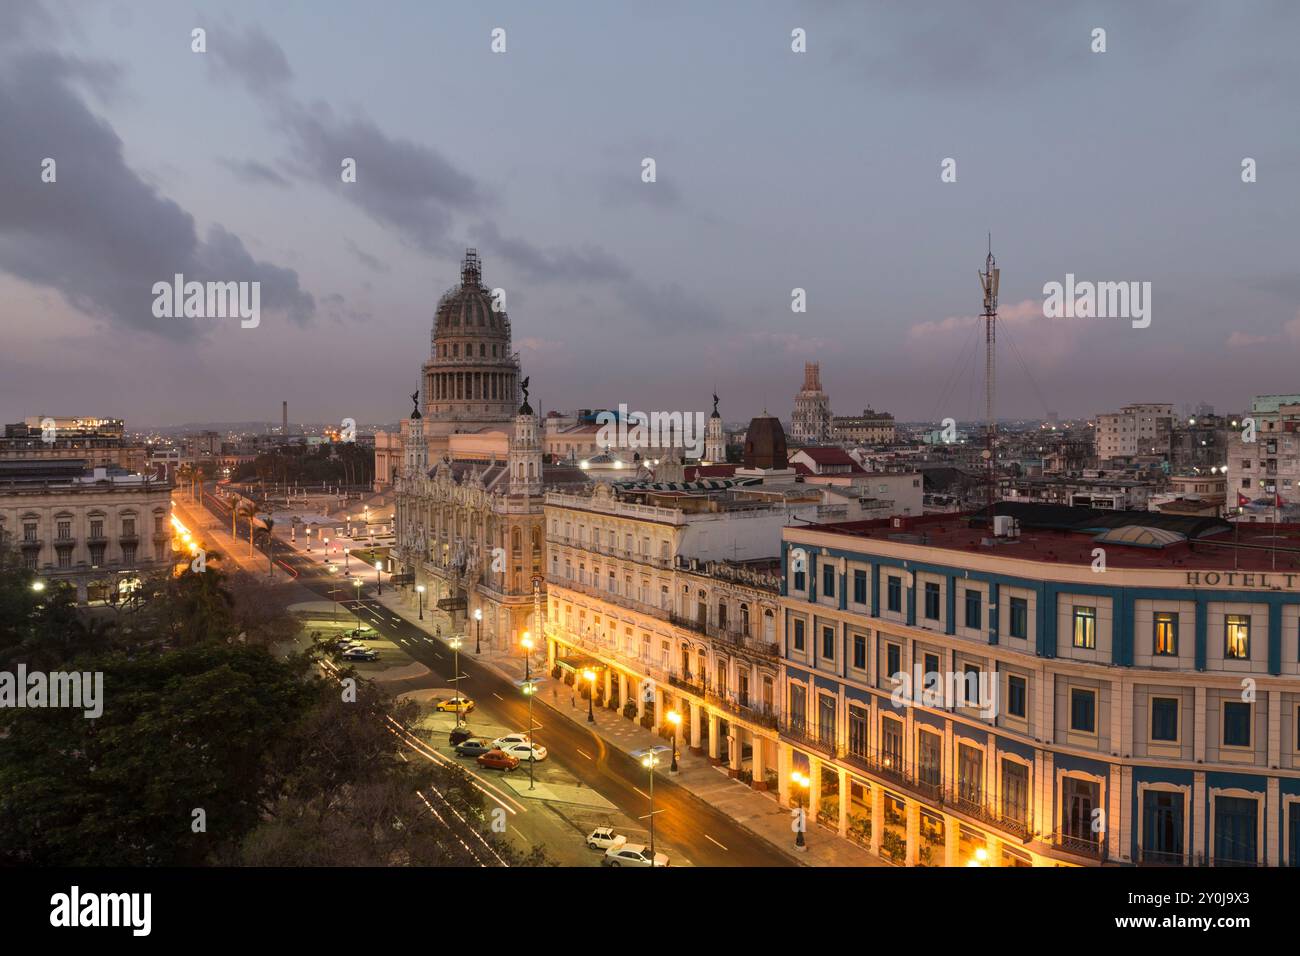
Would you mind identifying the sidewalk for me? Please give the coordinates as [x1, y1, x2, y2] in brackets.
[365, 583, 886, 868]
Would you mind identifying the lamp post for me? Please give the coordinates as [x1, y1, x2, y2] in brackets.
[449, 635, 464, 728]
[521, 631, 533, 683]
[323, 535, 330, 560]
[344, 546, 350, 570]
[474, 607, 483, 654]
[374, 560, 383, 596]
[416, 584, 426, 620]
[666, 709, 682, 771]
[305, 526, 312, 552]
[791, 770, 810, 850]
[327, 564, 339, 621]
[351, 576, 363, 626]
[631, 745, 670, 863]
[521, 678, 539, 791]
[584, 669, 597, 723]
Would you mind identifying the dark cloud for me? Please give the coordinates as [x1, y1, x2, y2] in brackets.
[205, 21, 293, 94]
[344, 238, 389, 274]
[467, 221, 629, 283]
[219, 157, 292, 188]
[0, 39, 313, 339]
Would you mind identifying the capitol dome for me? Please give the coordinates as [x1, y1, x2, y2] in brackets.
[433, 249, 512, 340]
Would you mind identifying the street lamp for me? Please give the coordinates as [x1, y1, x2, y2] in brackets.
[416, 584, 426, 620]
[344, 546, 350, 570]
[666, 709, 682, 771]
[521, 678, 539, 791]
[521, 631, 534, 682]
[791, 770, 810, 850]
[305, 526, 312, 552]
[583, 669, 597, 723]
[374, 559, 383, 595]
[351, 576, 363, 625]
[448, 635, 465, 729]
[631, 745, 670, 863]
[474, 607, 483, 654]
[31, 580, 45, 593]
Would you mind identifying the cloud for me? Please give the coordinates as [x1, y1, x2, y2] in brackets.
[1227, 311, 1300, 348]
[746, 331, 829, 356]
[906, 298, 1078, 367]
[205, 22, 294, 94]
[344, 238, 389, 274]
[219, 157, 292, 188]
[0, 34, 314, 339]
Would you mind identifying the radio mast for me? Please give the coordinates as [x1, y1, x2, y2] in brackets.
[978, 237, 1000, 519]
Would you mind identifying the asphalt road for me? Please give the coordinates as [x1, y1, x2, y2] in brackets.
[188, 486, 794, 868]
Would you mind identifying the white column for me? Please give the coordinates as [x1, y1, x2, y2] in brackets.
[752, 733, 767, 788]
[870, 784, 883, 857]
[707, 711, 720, 761]
[905, 800, 920, 866]
[690, 703, 703, 752]
[837, 767, 849, 836]
[943, 812, 960, 866]
[778, 743, 792, 806]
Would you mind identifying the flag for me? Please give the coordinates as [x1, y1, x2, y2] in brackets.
[1276, 492, 1284, 509]
[1237, 492, 1250, 507]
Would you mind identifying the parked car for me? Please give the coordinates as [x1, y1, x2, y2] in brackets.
[603, 844, 668, 867]
[454, 737, 493, 757]
[586, 827, 627, 851]
[476, 749, 521, 771]
[501, 742, 547, 762]
[341, 647, 379, 662]
[491, 733, 531, 750]
[434, 696, 475, 714]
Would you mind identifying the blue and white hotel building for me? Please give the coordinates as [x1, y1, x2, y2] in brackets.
[777, 504, 1300, 867]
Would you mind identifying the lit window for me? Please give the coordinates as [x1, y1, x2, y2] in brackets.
[1225, 615, 1250, 659]
[1154, 612, 1179, 656]
[1072, 606, 1096, 649]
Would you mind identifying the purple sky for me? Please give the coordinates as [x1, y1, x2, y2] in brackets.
[2, 0, 1298, 429]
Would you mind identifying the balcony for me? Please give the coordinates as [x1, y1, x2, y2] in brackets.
[780, 718, 836, 757]
[1052, 828, 1105, 859]
[669, 612, 779, 658]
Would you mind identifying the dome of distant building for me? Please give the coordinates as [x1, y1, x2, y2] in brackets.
[433, 249, 511, 340]
[744, 415, 788, 469]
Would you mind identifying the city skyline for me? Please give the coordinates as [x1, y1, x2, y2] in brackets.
[3, 1, 1300, 427]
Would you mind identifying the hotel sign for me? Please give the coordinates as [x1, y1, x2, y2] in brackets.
[1185, 571, 1300, 590]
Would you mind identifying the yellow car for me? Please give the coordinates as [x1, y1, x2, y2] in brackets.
[434, 696, 475, 714]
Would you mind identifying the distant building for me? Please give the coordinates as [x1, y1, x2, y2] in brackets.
[832, 408, 896, 445]
[1226, 394, 1300, 518]
[0, 460, 173, 603]
[791, 362, 832, 444]
[1, 417, 148, 474]
[1095, 403, 1173, 462]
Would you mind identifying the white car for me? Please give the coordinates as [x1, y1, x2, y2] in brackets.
[586, 827, 627, 851]
[491, 733, 532, 750]
[502, 742, 547, 762]
[603, 844, 668, 867]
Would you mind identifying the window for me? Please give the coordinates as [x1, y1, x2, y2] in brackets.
[1072, 606, 1096, 649]
[817, 695, 836, 748]
[918, 731, 941, 790]
[57, 549, 71, 570]
[1154, 612, 1178, 656]
[1225, 615, 1250, 659]
[1001, 760, 1029, 826]
[1009, 597, 1028, 639]
[923, 653, 940, 693]
[90, 543, 105, 566]
[122, 517, 135, 537]
[822, 564, 835, 598]
[853, 568, 867, 604]
[122, 544, 137, 565]
[885, 642, 901, 680]
[881, 715, 903, 767]
[821, 625, 835, 660]
[788, 683, 807, 731]
[56, 520, 71, 540]
[1142, 790, 1184, 863]
[1223, 701, 1251, 748]
[848, 706, 868, 757]
[887, 576, 901, 612]
[1007, 675, 1027, 719]
[793, 566, 806, 591]
[957, 744, 983, 803]
[792, 618, 805, 652]
[23, 522, 37, 542]
[1151, 697, 1179, 742]
[1070, 688, 1096, 734]
[964, 589, 981, 629]
[1214, 796, 1258, 865]
[90, 519, 103, 539]
[924, 582, 940, 621]
[852, 634, 866, 670]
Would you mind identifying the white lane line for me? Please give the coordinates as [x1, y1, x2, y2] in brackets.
[704, 834, 728, 851]
[434, 652, 443, 659]
[576, 748, 592, 760]
[492, 692, 504, 701]
[391, 617, 401, 623]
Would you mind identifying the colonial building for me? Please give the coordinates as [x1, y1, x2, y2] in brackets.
[833, 408, 897, 445]
[543, 479, 802, 791]
[792, 362, 833, 444]
[778, 502, 1300, 867]
[2, 417, 149, 474]
[1095, 403, 1173, 463]
[0, 460, 173, 603]
[389, 250, 587, 645]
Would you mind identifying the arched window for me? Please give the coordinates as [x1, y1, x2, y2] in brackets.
[763, 609, 775, 644]
[740, 602, 751, 636]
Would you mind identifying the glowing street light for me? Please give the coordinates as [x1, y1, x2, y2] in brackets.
[374, 559, 383, 595]
[583, 668, 597, 723]
[31, 580, 46, 593]
[474, 606, 483, 654]
[791, 770, 810, 850]
[666, 709, 682, 771]
[416, 584, 426, 620]
[448, 635, 465, 729]
[521, 631, 534, 682]
[631, 745, 670, 863]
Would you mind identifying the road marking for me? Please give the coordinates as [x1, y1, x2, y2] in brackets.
[576, 748, 592, 760]
[633, 787, 649, 799]
[492, 692, 503, 701]
[391, 617, 401, 623]
[434, 652, 443, 659]
[704, 834, 728, 851]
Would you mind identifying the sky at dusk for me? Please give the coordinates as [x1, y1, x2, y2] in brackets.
[2, 0, 1299, 429]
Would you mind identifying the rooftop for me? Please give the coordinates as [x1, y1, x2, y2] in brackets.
[799, 502, 1300, 574]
